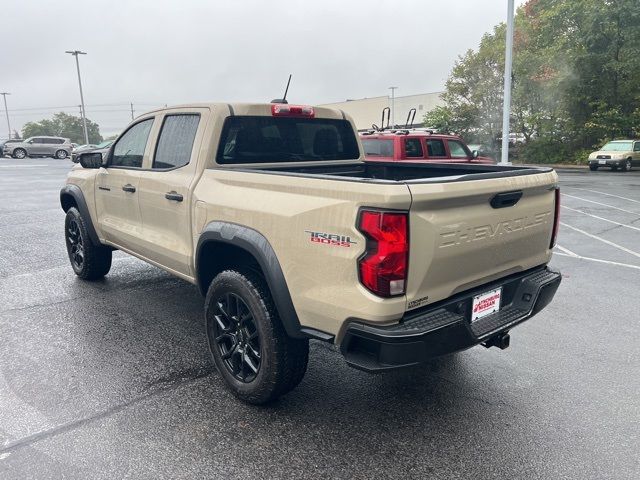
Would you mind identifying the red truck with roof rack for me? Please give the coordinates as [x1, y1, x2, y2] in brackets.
[360, 107, 495, 165]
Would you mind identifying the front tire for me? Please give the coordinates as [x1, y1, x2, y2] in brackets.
[55, 149, 68, 159]
[205, 269, 309, 404]
[65, 207, 112, 280]
[12, 148, 27, 159]
[621, 159, 631, 172]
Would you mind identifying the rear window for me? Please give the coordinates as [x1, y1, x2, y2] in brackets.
[216, 116, 360, 164]
[362, 139, 394, 157]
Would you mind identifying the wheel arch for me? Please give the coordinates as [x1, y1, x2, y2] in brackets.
[196, 222, 305, 339]
[60, 184, 100, 245]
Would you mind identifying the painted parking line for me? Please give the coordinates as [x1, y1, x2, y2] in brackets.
[564, 187, 640, 205]
[560, 222, 640, 259]
[555, 244, 579, 257]
[562, 205, 640, 232]
[562, 194, 640, 216]
[0, 164, 48, 168]
[554, 252, 640, 271]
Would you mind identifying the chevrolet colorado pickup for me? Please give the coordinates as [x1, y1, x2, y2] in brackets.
[61, 102, 561, 404]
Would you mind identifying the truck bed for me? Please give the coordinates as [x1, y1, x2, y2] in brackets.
[237, 161, 552, 184]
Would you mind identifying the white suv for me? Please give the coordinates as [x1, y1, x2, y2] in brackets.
[4, 136, 73, 159]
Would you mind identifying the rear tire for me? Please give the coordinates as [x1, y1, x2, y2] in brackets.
[64, 207, 112, 280]
[205, 269, 309, 404]
[589, 165, 598, 171]
[611, 165, 618, 171]
[12, 148, 26, 159]
[55, 149, 68, 159]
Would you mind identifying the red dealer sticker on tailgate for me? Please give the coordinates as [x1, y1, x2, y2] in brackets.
[471, 288, 502, 322]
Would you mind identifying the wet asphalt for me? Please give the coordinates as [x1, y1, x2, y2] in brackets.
[0, 158, 638, 479]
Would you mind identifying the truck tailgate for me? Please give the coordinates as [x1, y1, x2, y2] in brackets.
[405, 171, 558, 310]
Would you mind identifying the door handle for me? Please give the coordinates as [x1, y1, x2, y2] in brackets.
[122, 184, 136, 193]
[165, 191, 183, 202]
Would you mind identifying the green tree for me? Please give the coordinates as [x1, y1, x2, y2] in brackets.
[424, 26, 506, 148]
[22, 112, 102, 144]
[428, 0, 640, 163]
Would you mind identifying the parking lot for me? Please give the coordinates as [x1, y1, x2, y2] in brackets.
[0, 159, 638, 479]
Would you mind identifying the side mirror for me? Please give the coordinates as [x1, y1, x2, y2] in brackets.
[79, 152, 104, 169]
[472, 150, 479, 159]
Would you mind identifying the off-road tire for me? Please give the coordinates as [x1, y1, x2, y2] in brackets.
[55, 149, 68, 159]
[12, 148, 27, 159]
[205, 269, 309, 404]
[64, 207, 112, 280]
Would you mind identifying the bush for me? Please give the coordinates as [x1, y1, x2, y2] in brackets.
[518, 138, 569, 164]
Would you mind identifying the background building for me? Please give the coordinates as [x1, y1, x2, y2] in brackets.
[320, 91, 444, 130]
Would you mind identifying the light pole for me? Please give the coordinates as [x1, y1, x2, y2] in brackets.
[65, 50, 89, 144]
[388, 86, 398, 128]
[0, 92, 11, 139]
[499, 0, 515, 165]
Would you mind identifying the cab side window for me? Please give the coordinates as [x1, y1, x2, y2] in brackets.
[448, 140, 469, 158]
[426, 139, 447, 157]
[405, 138, 423, 157]
[110, 118, 154, 168]
[153, 114, 200, 169]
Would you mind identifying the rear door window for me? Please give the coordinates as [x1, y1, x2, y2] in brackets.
[153, 114, 200, 169]
[426, 139, 447, 157]
[216, 116, 360, 164]
[404, 138, 423, 157]
[635, 142, 640, 152]
[447, 140, 470, 158]
[362, 139, 394, 157]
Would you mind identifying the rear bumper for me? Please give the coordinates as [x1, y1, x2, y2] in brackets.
[340, 266, 561, 372]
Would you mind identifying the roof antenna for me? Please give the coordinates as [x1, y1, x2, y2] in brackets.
[271, 74, 292, 104]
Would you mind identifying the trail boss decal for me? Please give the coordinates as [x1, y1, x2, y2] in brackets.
[305, 230, 357, 248]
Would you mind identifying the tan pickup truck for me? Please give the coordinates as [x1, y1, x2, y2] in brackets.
[61, 103, 561, 404]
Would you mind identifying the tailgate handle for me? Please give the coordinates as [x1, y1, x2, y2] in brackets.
[490, 191, 522, 209]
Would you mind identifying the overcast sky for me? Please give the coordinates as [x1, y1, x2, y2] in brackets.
[1, 0, 525, 137]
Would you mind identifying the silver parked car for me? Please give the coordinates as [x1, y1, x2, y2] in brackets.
[3, 136, 73, 159]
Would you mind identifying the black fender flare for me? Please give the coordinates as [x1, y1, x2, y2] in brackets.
[59, 184, 101, 245]
[196, 222, 308, 339]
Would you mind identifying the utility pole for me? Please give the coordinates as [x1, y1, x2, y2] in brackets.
[389, 86, 398, 128]
[500, 0, 515, 165]
[65, 50, 89, 144]
[130, 102, 135, 120]
[0, 92, 11, 139]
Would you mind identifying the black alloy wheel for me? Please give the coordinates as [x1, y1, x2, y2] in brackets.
[211, 292, 262, 383]
[66, 217, 85, 270]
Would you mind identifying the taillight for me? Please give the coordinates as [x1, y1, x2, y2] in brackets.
[357, 210, 409, 297]
[271, 104, 315, 118]
[550, 187, 560, 248]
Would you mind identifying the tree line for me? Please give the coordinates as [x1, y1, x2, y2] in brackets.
[424, 0, 640, 163]
[22, 112, 103, 144]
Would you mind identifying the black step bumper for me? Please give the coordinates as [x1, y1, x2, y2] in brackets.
[340, 266, 561, 372]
